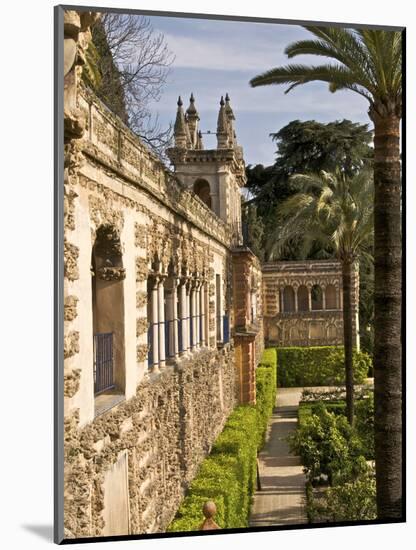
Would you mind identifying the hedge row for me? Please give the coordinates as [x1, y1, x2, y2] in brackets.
[276, 346, 371, 387]
[256, 348, 277, 447]
[167, 349, 278, 532]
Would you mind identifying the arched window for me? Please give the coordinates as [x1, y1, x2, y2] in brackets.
[283, 286, 295, 312]
[325, 284, 337, 310]
[297, 285, 309, 311]
[311, 284, 323, 310]
[193, 179, 212, 209]
[91, 225, 126, 401]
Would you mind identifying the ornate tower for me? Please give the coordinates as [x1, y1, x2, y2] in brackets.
[167, 93, 246, 243]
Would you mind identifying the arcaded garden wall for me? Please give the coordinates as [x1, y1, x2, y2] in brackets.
[62, 12, 259, 537]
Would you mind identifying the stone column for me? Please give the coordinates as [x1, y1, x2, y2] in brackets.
[179, 279, 187, 355]
[308, 286, 312, 311]
[200, 281, 206, 346]
[322, 286, 326, 310]
[294, 287, 298, 312]
[195, 280, 201, 347]
[172, 277, 179, 358]
[166, 290, 173, 360]
[190, 281, 197, 351]
[186, 280, 191, 352]
[280, 288, 284, 313]
[151, 277, 159, 372]
[158, 277, 166, 369]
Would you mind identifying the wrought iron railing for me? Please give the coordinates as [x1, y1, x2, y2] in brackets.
[94, 332, 114, 394]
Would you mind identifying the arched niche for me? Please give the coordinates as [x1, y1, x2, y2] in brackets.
[283, 286, 295, 312]
[311, 284, 323, 310]
[325, 284, 337, 310]
[91, 224, 126, 397]
[193, 179, 212, 209]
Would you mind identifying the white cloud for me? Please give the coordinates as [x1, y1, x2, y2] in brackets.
[162, 31, 291, 72]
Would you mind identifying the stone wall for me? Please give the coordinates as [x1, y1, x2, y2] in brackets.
[64, 347, 236, 538]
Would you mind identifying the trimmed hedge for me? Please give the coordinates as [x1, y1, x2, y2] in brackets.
[167, 406, 257, 531]
[256, 348, 277, 446]
[167, 349, 278, 532]
[276, 346, 371, 387]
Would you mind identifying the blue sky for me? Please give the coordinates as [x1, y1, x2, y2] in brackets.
[145, 16, 371, 166]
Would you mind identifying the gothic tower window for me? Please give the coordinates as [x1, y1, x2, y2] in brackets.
[193, 179, 212, 209]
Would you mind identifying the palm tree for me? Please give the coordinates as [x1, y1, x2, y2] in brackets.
[250, 27, 402, 520]
[272, 170, 373, 425]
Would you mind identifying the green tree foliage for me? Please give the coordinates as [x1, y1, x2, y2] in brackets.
[242, 203, 265, 260]
[307, 473, 376, 522]
[245, 119, 373, 261]
[271, 119, 373, 178]
[288, 402, 368, 485]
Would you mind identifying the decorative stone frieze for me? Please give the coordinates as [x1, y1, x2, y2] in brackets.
[64, 295, 79, 321]
[64, 331, 80, 359]
[88, 195, 124, 234]
[134, 223, 147, 248]
[64, 240, 79, 281]
[135, 257, 148, 282]
[136, 291, 147, 309]
[136, 318, 149, 338]
[64, 368, 81, 398]
[136, 344, 149, 363]
[96, 266, 126, 281]
[64, 186, 78, 231]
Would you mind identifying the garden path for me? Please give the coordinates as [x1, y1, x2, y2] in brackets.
[249, 387, 308, 527]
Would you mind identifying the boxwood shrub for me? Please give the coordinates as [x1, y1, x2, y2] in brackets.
[276, 346, 371, 387]
[256, 348, 277, 446]
[167, 349, 278, 532]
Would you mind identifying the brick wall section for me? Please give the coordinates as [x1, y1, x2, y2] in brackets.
[232, 247, 263, 404]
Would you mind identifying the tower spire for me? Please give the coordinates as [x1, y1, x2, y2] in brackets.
[186, 92, 200, 148]
[173, 96, 187, 148]
[217, 95, 229, 149]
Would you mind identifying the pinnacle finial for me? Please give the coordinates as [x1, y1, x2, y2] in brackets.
[220, 95, 225, 106]
[177, 96, 183, 107]
[186, 92, 198, 117]
[225, 92, 230, 102]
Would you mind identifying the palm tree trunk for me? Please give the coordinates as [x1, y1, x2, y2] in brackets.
[372, 113, 402, 519]
[342, 259, 354, 424]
